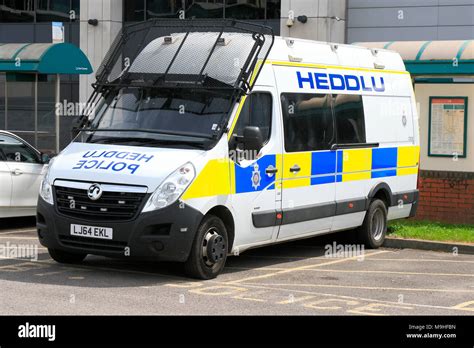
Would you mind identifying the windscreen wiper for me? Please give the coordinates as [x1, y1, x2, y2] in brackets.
[80, 127, 213, 139]
[88, 136, 207, 149]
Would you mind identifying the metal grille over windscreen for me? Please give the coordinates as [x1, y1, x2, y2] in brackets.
[94, 19, 274, 92]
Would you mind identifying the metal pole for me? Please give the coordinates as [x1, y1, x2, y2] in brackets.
[55, 74, 60, 153]
[4, 75, 7, 130]
[34, 73, 38, 148]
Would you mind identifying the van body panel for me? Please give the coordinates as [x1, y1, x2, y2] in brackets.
[38, 35, 420, 266]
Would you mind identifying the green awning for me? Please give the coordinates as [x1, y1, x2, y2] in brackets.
[0, 43, 93, 74]
[354, 40, 474, 76]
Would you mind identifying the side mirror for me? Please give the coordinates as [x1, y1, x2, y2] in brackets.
[41, 153, 51, 164]
[242, 126, 264, 155]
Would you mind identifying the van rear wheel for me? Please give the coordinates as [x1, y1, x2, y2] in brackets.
[357, 199, 387, 249]
[48, 248, 87, 264]
[184, 215, 228, 280]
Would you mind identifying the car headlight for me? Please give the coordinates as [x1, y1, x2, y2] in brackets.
[142, 162, 195, 212]
[39, 160, 55, 205]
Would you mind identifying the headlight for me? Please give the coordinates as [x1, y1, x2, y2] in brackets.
[142, 162, 195, 212]
[39, 160, 55, 205]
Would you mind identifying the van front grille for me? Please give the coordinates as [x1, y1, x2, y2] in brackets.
[55, 185, 146, 221]
[58, 235, 127, 253]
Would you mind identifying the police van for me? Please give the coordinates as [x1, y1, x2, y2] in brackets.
[37, 20, 419, 279]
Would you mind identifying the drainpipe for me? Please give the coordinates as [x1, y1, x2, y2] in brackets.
[55, 73, 60, 154]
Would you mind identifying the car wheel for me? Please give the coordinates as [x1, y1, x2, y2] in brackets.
[357, 199, 388, 249]
[184, 215, 228, 280]
[48, 248, 87, 264]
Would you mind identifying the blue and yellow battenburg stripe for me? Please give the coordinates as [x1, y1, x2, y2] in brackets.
[182, 146, 419, 199]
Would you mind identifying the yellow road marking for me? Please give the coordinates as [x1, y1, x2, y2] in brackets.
[225, 266, 287, 271]
[244, 282, 474, 293]
[367, 258, 474, 264]
[452, 300, 474, 311]
[226, 250, 391, 284]
[300, 268, 474, 277]
[277, 295, 315, 305]
[234, 282, 469, 313]
[0, 229, 36, 234]
[347, 303, 413, 316]
[232, 290, 267, 302]
[35, 270, 67, 277]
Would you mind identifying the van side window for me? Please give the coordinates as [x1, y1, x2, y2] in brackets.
[281, 93, 334, 152]
[232, 92, 272, 144]
[334, 94, 366, 144]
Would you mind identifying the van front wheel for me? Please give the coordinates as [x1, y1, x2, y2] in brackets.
[184, 215, 228, 280]
[357, 199, 388, 249]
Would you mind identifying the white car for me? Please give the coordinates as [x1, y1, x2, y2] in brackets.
[0, 131, 49, 218]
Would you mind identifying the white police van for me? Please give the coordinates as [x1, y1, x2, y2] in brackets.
[37, 20, 419, 279]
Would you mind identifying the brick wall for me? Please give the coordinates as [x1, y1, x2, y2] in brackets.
[416, 170, 474, 225]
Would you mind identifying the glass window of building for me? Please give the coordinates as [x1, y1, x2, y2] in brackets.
[266, 0, 280, 19]
[185, 0, 224, 19]
[146, 0, 183, 19]
[0, 74, 5, 130]
[37, 75, 56, 152]
[225, 0, 265, 20]
[5, 75, 36, 146]
[36, 0, 74, 22]
[71, 0, 80, 20]
[124, 0, 145, 22]
[0, 0, 35, 22]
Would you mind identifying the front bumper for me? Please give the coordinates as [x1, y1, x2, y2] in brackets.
[36, 197, 203, 262]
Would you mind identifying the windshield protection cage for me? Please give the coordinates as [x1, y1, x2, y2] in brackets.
[95, 19, 274, 92]
[74, 19, 274, 139]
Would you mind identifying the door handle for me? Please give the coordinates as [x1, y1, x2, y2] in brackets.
[11, 169, 23, 176]
[289, 165, 301, 173]
[265, 167, 278, 175]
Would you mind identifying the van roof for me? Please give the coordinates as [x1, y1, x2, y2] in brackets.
[266, 36, 406, 72]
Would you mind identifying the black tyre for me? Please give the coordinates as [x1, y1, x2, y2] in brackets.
[184, 215, 228, 280]
[357, 199, 388, 248]
[48, 248, 87, 264]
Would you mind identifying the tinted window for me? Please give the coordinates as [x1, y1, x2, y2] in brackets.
[225, 0, 265, 19]
[146, 0, 182, 18]
[334, 94, 366, 144]
[281, 93, 334, 152]
[266, 0, 281, 19]
[124, 0, 145, 21]
[0, 0, 35, 22]
[0, 134, 40, 163]
[0, 74, 4, 130]
[233, 92, 272, 144]
[36, 0, 71, 21]
[185, 0, 224, 18]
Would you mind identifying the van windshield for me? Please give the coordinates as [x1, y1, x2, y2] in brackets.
[78, 88, 234, 149]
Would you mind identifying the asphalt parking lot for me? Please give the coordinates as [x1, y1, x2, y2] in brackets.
[1, 217, 473, 315]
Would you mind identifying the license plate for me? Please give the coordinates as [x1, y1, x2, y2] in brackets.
[70, 224, 113, 240]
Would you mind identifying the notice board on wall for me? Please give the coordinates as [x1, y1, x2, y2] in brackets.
[428, 97, 468, 158]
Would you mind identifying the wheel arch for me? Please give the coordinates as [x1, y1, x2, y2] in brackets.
[367, 182, 394, 209]
[205, 205, 235, 253]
